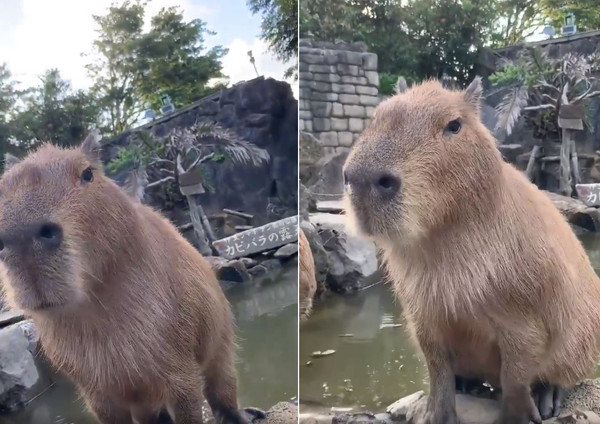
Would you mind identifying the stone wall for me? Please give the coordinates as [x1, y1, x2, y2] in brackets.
[101, 77, 298, 232]
[478, 31, 600, 191]
[299, 39, 380, 154]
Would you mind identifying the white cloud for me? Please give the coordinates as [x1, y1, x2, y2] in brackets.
[221, 38, 298, 98]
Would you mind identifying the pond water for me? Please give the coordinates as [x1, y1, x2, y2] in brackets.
[299, 233, 600, 413]
[0, 263, 298, 424]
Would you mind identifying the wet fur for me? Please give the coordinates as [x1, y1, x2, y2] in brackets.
[343, 79, 600, 424]
[299, 229, 317, 320]
[0, 139, 245, 424]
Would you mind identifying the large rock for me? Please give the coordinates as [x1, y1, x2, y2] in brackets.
[309, 213, 378, 293]
[305, 152, 348, 202]
[102, 77, 298, 228]
[546, 191, 600, 232]
[0, 323, 39, 412]
[255, 402, 298, 424]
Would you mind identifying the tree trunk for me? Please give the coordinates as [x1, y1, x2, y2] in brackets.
[525, 145, 541, 182]
[186, 195, 212, 256]
[559, 128, 573, 197]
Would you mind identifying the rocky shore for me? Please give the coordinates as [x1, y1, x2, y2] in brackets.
[299, 382, 600, 424]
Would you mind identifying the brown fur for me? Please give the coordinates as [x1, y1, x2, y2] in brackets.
[0, 136, 251, 424]
[343, 79, 600, 424]
[298, 229, 317, 320]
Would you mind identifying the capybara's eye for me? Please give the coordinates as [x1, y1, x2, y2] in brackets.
[81, 167, 94, 183]
[445, 119, 462, 134]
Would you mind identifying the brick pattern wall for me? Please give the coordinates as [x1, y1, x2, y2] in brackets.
[299, 39, 380, 153]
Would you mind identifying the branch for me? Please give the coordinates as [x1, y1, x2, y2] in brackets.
[146, 176, 175, 188]
[186, 152, 215, 172]
[159, 168, 174, 174]
[523, 104, 555, 111]
[149, 158, 174, 166]
[176, 153, 185, 174]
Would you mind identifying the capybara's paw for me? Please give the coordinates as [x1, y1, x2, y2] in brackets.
[419, 408, 459, 424]
[533, 383, 567, 420]
[496, 394, 542, 424]
[242, 407, 266, 421]
[216, 407, 266, 424]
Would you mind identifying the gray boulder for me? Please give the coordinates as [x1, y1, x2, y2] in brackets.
[310, 213, 378, 293]
[274, 243, 299, 258]
[300, 220, 329, 292]
[306, 152, 347, 201]
[0, 322, 39, 412]
[546, 191, 600, 232]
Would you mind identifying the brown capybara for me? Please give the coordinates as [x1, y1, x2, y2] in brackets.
[0, 135, 264, 424]
[343, 77, 600, 424]
[298, 228, 317, 320]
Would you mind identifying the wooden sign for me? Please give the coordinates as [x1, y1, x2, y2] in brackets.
[213, 215, 299, 259]
[558, 104, 584, 130]
[576, 183, 600, 206]
[179, 171, 205, 195]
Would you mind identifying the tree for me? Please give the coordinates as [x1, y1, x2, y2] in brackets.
[491, 0, 544, 47]
[136, 7, 228, 110]
[492, 48, 600, 195]
[85, 0, 146, 136]
[0, 64, 20, 169]
[108, 122, 270, 254]
[86, 1, 227, 136]
[541, 0, 600, 33]
[248, 0, 298, 79]
[9, 69, 98, 149]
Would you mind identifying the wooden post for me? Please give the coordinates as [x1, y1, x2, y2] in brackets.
[558, 104, 584, 197]
[179, 171, 213, 256]
[559, 128, 572, 197]
[525, 145, 542, 182]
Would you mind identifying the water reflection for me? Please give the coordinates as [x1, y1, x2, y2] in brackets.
[0, 264, 298, 423]
[299, 232, 600, 413]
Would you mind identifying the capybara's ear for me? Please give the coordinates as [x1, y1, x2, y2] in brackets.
[4, 153, 21, 171]
[395, 77, 409, 94]
[464, 76, 483, 110]
[81, 130, 101, 163]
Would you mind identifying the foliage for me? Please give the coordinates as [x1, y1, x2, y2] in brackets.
[491, 48, 600, 137]
[136, 7, 228, 110]
[248, 0, 298, 79]
[300, 0, 498, 84]
[491, 0, 543, 47]
[107, 122, 270, 205]
[541, 0, 600, 33]
[86, 0, 227, 136]
[9, 69, 99, 149]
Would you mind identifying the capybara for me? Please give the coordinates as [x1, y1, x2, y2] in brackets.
[0, 134, 263, 424]
[343, 77, 600, 424]
[299, 228, 317, 320]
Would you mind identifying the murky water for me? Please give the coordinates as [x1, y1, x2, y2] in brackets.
[0, 263, 298, 424]
[299, 233, 600, 413]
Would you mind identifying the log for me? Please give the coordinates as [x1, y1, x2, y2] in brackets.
[559, 128, 573, 197]
[525, 145, 542, 182]
[223, 208, 254, 220]
[187, 195, 212, 256]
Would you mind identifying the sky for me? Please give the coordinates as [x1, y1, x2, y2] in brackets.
[0, 0, 297, 97]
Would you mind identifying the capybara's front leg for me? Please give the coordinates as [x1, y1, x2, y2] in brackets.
[83, 391, 133, 424]
[496, 335, 543, 424]
[532, 382, 567, 420]
[417, 332, 458, 424]
[203, 349, 265, 424]
[172, 390, 205, 424]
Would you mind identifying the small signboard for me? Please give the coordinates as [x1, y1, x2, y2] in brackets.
[576, 183, 600, 206]
[213, 215, 299, 259]
[558, 104, 584, 130]
[179, 171, 205, 196]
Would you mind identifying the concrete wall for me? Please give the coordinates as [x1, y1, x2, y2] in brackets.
[299, 39, 380, 154]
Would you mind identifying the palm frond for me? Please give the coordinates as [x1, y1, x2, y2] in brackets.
[169, 122, 270, 167]
[495, 85, 529, 136]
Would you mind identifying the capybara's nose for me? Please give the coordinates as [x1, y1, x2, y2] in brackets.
[344, 168, 400, 200]
[0, 221, 63, 252]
